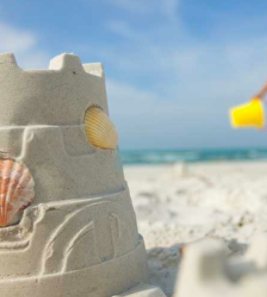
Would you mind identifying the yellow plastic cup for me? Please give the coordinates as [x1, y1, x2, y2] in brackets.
[229, 98, 265, 129]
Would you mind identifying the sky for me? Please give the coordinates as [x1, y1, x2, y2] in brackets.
[0, 0, 267, 149]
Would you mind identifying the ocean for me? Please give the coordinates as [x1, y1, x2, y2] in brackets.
[120, 148, 267, 165]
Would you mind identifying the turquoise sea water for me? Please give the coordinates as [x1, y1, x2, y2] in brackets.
[120, 148, 267, 165]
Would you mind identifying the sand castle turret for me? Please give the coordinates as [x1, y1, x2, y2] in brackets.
[0, 53, 165, 297]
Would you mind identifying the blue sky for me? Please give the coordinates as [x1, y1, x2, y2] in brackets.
[1, 0, 267, 149]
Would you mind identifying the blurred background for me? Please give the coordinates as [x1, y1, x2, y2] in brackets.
[1, 0, 267, 164]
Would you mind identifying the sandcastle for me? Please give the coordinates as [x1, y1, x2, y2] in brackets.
[0, 53, 165, 297]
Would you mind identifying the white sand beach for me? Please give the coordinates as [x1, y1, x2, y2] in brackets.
[124, 161, 267, 296]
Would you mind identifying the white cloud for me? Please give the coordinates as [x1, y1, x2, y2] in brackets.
[18, 51, 50, 70]
[108, 21, 140, 40]
[0, 22, 49, 69]
[106, 78, 229, 149]
[104, 15, 267, 149]
[105, 0, 180, 18]
[0, 23, 35, 52]
[106, 0, 148, 14]
[163, 0, 180, 20]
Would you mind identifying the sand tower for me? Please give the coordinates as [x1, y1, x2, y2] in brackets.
[0, 53, 165, 297]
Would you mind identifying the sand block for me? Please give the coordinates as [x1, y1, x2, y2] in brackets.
[175, 235, 267, 297]
[114, 284, 166, 297]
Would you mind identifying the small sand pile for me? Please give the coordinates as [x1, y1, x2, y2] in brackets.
[124, 161, 267, 296]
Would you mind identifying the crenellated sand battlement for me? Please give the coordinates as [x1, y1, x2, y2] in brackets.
[0, 53, 108, 126]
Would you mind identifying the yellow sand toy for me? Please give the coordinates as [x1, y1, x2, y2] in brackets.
[229, 98, 265, 129]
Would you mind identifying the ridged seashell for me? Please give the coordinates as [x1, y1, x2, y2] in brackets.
[0, 159, 35, 227]
[84, 107, 118, 149]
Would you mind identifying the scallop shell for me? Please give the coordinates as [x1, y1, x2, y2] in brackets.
[84, 107, 118, 149]
[0, 159, 35, 227]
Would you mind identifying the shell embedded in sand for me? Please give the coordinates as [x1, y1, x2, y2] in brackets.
[0, 159, 35, 227]
[84, 107, 118, 149]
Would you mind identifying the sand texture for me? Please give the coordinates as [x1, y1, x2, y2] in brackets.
[124, 161, 267, 296]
